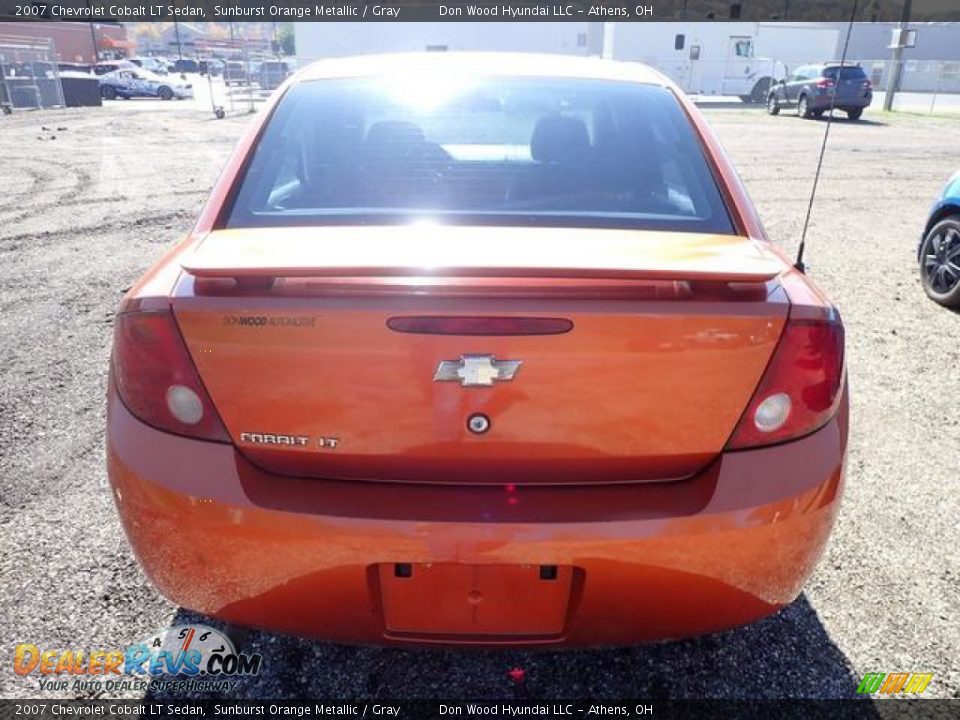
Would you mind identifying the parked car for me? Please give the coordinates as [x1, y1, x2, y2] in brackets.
[19, 60, 56, 78]
[767, 62, 873, 121]
[93, 60, 136, 76]
[98, 69, 193, 101]
[58, 62, 92, 75]
[108, 53, 848, 647]
[258, 60, 290, 90]
[198, 59, 224, 77]
[918, 171, 960, 308]
[223, 61, 250, 86]
[129, 57, 168, 76]
[171, 58, 200, 74]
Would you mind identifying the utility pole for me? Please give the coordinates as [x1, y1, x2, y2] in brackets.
[84, 1, 97, 63]
[173, 20, 183, 60]
[883, 0, 913, 111]
[87, 22, 97, 63]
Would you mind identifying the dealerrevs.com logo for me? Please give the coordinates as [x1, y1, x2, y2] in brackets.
[13, 624, 262, 693]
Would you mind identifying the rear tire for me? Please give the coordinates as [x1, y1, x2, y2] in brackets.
[101, 85, 116, 100]
[767, 93, 780, 115]
[749, 77, 773, 104]
[798, 94, 813, 119]
[919, 217, 960, 308]
[847, 108, 863, 121]
[158, 86, 173, 101]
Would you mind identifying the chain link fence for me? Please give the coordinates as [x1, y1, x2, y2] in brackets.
[0, 34, 65, 112]
[137, 27, 292, 119]
[864, 58, 960, 115]
[637, 56, 960, 115]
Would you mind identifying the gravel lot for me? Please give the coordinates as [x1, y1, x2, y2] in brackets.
[0, 99, 957, 701]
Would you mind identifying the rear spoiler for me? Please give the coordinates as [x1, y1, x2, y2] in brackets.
[180, 227, 786, 284]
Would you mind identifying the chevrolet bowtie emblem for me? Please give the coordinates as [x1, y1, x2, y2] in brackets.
[434, 355, 523, 387]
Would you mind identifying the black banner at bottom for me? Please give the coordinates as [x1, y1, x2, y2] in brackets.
[3, 700, 959, 720]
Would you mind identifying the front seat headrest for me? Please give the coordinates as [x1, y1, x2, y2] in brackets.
[530, 115, 590, 163]
[365, 121, 426, 156]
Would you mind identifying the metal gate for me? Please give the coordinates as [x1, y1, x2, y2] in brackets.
[0, 34, 65, 111]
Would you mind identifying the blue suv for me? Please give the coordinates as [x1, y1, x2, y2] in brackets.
[767, 63, 873, 121]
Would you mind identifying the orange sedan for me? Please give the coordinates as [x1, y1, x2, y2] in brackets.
[107, 54, 847, 646]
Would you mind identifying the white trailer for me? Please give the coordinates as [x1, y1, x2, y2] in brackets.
[294, 22, 599, 64]
[293, 21, 840, 104]
[606, 22, 841, 102]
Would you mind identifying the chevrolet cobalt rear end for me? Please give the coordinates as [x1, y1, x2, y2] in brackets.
[108, 54, 847, 646]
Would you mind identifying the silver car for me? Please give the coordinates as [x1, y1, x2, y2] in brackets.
[99, 69, 193, 101]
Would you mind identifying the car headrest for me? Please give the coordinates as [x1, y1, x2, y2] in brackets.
[530, 115, 590, 163]
[365, 121, 426, 154]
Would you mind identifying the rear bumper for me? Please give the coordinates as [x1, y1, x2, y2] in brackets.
[107, 383, 848, 647]
[810, 93, 872, 111]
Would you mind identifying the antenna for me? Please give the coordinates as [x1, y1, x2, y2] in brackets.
[795, 0, 861, 273]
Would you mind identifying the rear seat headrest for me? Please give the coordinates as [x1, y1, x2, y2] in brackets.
[530, 115, 590, 163]
[365, 121, 426, 150]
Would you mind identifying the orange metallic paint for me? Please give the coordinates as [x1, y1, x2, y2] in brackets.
[107, 381, 847, 646]
[172, 296, 786, 484]
[182, 227, 784, 283]
[108, 55, 848, 645]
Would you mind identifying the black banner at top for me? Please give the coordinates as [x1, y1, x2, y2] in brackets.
[2, 0, 960, 22]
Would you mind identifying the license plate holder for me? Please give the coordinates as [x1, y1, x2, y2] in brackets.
[379, 563, 573, 637]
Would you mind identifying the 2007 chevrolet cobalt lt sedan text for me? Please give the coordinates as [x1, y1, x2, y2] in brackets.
[108, 53, 848, 646]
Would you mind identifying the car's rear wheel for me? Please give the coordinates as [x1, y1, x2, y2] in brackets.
[101, 85, 116, 100]
[847, 108, 863, 121]
[767, 93, 780, 115]
[798, 95, 812, 119]
[749, 77, 773, 104]
[919, 217, 960, 308]
[158, 86, 174, 101]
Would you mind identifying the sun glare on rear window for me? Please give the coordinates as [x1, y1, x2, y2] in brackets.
[224, 75, 734, 234]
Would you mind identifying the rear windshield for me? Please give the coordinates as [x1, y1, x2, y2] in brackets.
[224, 75, 735, 234]
[823, 66, 867, 80]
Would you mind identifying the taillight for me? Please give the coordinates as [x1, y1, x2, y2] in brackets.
[863, 79, 873, 90]
[111, 310, 230, 442]
[726, 313, 845, 450]
[816, 78, 835, 89]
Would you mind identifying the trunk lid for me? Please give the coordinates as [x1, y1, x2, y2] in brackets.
[173, 226, 788, 485]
